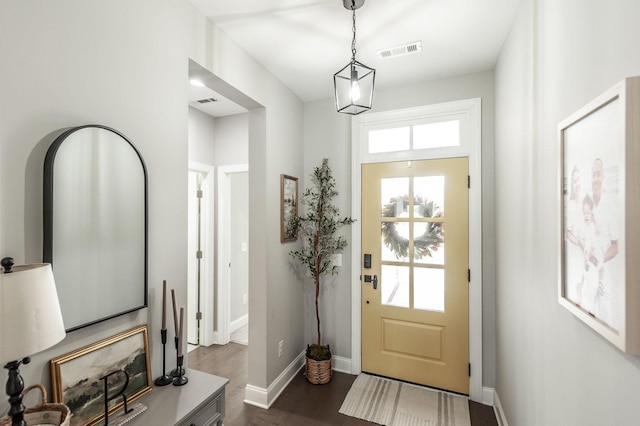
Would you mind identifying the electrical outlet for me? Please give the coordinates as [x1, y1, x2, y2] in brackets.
[242, 294, 248, 305]
[278, 340, 284, 357]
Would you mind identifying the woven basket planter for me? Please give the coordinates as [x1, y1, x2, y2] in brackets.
[305, 356, 332, 384]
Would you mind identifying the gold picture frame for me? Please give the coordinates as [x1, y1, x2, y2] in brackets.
[281, 174, 298, 242]
[558, 76, 640, 354]
[50, 325, 152, 426]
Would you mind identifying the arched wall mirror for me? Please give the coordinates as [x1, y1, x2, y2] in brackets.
[44, 125, 148, 332]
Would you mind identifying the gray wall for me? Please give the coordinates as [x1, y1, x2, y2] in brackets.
[214, 114, 249, 166]
[188, 107, 216, 163]
[0, 0, 191, 404]
[185, 15, 307, 389]
[495, 0, 640, 424]
[0, 0, 305, 408]
[229, 172, 249, 323]
[188, 107, 249, 166]
[188, 108, 249, 331]
[303, 70, 497, 388]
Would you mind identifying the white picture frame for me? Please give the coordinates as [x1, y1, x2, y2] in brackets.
[558, 76, 640, 354]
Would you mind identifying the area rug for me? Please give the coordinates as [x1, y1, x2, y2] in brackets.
[339, 373, 471, 426]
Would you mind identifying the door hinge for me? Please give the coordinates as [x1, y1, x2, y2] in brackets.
[196, 311, 202, 320]
[467, 175, 470, 188]
[196, 189, 203, 198]
[468, 269, 471, 282]
[196, 250, 203, 259]
[468, 363, 471, 377]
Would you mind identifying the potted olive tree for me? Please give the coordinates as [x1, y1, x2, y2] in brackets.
[289, 158, 355, 384]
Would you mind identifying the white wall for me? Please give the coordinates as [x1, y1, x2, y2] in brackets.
[495, 0, 640, 424]
[303, 70, 497, 387]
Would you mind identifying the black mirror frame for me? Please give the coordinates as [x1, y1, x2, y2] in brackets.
[43, 124, 148, 332]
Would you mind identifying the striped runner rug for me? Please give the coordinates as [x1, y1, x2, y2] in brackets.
[339, 373, 471, 426]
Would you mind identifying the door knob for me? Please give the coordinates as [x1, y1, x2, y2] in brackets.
[372, 275, 378, 290]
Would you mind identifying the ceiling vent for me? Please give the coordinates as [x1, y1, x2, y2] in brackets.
[197, 97, 218, 104]
[377, 41, 422, 59]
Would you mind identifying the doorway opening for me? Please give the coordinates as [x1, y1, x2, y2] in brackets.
[350, 98, 484, 401]
[187, 163, 215, 351]
[217, 165, 249, 345]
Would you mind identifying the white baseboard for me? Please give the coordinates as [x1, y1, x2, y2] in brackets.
[244, 384, 268, 409]
[332, 354, 352, 374]
[493, 390, 508, 426]
[244, 350, 305, 409]
[482, 386, 494, 406]
[230, 314, 248, 334]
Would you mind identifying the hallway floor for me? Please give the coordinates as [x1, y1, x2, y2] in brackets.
[188, 343, 498, 425]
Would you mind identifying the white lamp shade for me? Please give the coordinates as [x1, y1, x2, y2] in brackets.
[0, 263, 66, 364]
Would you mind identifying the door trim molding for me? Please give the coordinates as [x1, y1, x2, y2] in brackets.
[217, 164, 249, 345]
[350, 98, 483, 401]
[188, 162, 215, 347]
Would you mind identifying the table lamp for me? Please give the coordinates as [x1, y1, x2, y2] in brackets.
[0, 257, 66, 426]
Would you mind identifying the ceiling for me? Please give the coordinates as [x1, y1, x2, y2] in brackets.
[188, 0, 521, 117]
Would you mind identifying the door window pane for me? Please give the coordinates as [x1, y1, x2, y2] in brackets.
[381, 222, 410, 262]
[414, 176, 445, 216]
[414, 222, 445, 265]
[381, 265, 409, 308]
[381, 178, 409, 217]
[413, 120, 460, 149]
[414, 267, 445, 312]
[381, 178, 410, 262]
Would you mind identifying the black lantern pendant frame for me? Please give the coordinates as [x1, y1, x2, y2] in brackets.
[333, 0, 375, 115]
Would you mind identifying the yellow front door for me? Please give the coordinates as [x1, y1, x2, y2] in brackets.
[361, 158, 469, 394]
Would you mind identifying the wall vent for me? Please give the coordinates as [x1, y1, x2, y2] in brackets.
[197, 97, 218, 104]
[377, 41, 422, 59]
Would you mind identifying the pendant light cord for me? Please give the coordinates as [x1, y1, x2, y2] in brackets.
[351, 6, 357, 64]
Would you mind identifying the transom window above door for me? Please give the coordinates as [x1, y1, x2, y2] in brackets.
[355, 100, 478, 163]
[368, 119, 460, 154]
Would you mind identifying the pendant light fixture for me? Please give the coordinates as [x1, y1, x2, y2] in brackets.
[334, 0, 375, 115]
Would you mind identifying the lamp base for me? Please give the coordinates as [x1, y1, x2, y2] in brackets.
[4, 358, 30, 426]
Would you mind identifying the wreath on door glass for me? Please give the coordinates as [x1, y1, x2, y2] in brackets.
[382, 195, 444, 260]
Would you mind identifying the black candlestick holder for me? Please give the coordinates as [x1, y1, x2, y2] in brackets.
[154, 329, 172, 386]
[170, 336, 185, 377]
[172, 355, 188, 386]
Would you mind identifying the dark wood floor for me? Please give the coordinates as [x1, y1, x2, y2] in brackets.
[188, 343, 498, 426]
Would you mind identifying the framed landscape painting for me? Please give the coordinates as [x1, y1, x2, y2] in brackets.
[50, 325, 152, 426]
[558, 76, 640, 354]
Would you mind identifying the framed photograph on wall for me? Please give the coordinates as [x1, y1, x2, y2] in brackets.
[50, 325, 152, 426]
[559, 76, 640, 354]
[280, 174, 298, 242]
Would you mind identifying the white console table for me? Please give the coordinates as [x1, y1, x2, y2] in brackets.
[127, 369, 228, 426]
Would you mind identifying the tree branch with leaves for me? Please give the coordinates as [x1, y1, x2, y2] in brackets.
[289, 158, 355, 357]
